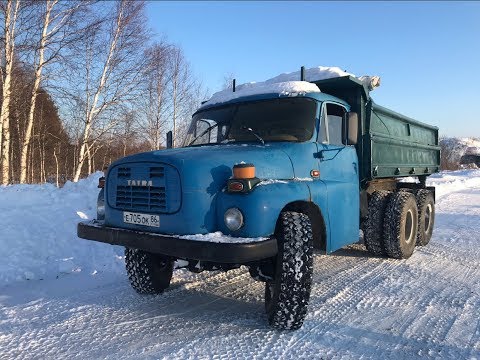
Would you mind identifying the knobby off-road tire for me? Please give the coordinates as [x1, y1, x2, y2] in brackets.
[265, 211, 313, 330]
[383, 192, 419, 259]
[416, 189, 435, 246]
[125, 248, 174, 294]
[364, 190, 392, 256]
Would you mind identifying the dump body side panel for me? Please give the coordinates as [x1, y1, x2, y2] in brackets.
[367, 103, 440, 179]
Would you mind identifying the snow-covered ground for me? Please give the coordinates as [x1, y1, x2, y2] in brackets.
[1, 171, 479, 359]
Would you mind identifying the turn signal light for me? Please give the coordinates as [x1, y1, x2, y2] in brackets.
[228, 181, 244, 192]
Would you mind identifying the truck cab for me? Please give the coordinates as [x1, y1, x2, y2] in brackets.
[78, 71, 440, 330]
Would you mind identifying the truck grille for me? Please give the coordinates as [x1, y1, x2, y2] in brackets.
[116, 185, 167, 211]
[108, 163, 181, 214]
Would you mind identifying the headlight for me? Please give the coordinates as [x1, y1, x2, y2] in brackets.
[224, 208, 244, 231]
[97, 188, 105, 220]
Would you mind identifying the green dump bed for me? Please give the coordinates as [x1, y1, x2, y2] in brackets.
[366, 103, 440, 180]
[313, 76, 440, 185]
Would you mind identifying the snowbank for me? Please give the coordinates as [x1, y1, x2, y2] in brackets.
[0, 173, 124, 287]
[201, 66, 381, 108]
[441, 137, 480, 164]
[427, 169, 480, 199]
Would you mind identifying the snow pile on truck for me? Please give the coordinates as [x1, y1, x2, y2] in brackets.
[203, 80, 321, 107]
[202, 65, 380, 107]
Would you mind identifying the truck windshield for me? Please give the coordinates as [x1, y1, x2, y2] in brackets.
[184, 98, 317, 146]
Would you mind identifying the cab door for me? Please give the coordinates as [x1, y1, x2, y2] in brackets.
[316, 102, 360, 253]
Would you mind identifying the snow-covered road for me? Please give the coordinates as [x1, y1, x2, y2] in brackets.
[1, 172, 480, 359]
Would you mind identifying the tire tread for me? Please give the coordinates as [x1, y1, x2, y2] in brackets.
[266, 211, 313, 330]
[125, 248, 173, 294]
[364, 190, 392, 256]
[384, 191, 418, 259]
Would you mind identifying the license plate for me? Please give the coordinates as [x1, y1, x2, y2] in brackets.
[123, 212, 160, 227]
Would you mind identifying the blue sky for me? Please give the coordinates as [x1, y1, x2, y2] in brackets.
[147, 1, 480, 137]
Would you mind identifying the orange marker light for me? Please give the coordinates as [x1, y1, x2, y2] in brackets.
[310, 170, 320, 178]
[233, 163, 255, 179]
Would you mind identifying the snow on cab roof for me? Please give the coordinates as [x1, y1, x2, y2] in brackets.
[201, 66, 380, 108]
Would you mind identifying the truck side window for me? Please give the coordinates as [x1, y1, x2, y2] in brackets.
[321, 103, 346, 145]
[195, 119, 218, 144]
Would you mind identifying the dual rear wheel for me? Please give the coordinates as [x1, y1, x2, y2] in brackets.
[364, 189, 435, 259]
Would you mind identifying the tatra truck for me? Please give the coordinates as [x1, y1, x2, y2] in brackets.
[78, 67, 440, 330]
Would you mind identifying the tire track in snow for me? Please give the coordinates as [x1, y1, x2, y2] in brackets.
[252, 251, 377, 360]
[1, 269, 263, 360]
[277, 258, 399, 360]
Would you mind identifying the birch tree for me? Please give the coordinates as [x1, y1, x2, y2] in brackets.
[71, 0, 147, 181]
[137, 43, 205, 149]
[139, 42, 171, 150]
[19, 0, 85, 183]
[169, 48, 203, 146]
[0, 0, 20, 184]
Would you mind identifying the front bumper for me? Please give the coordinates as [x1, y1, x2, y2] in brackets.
[77, 220, 278, 264]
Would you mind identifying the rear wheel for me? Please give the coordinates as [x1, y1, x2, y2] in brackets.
[265, 211, 313, 330]
[364, 190, 392, 256]
[416, 190, 435, 246]
[383, 192, 418, 259]
[125, 248, 174, 294]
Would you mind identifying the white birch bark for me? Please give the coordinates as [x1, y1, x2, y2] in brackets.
[0, 0, 20, 184]
[19, 0, 56, 183]
[72, 1, 124, 182]
[53, 148, 59, 187]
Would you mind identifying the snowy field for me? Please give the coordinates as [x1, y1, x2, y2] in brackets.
[1, 170, 480, 359]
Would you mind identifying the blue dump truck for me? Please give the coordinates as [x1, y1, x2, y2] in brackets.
[78, 69, 440, 330]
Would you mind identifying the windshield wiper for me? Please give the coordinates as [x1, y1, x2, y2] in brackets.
[187, 123, 219, 146]
[241, 126, 265, 146]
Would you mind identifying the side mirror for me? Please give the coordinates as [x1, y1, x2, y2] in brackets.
[347, 112, 358, 145]
[166, 131, 173, 149]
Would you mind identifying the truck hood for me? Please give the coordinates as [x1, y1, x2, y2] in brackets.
[109, 143, 295, 192]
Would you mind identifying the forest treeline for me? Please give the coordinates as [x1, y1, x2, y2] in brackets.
[0, 0, 205, 185]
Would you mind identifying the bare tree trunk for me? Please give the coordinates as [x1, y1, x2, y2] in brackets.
[30, 131, 34, 183]
[40, 137, 46, 183]
[86, 145, 92, 174]
[0, 0, 20, 184]
[53, 148, 59, 187]
[172, 76, 177, 148]
[92, 148, 95, 173]
[73, 1, 125, 182]
[171, 49, 180, 148]
[19, 0, 56, 183]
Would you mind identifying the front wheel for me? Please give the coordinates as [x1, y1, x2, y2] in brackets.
[265, 211, 313, 330]
[125, 248, 174, 294]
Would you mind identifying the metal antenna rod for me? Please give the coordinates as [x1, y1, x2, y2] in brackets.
[301, 66, 305, 81]
[233, 79, 236, 92]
